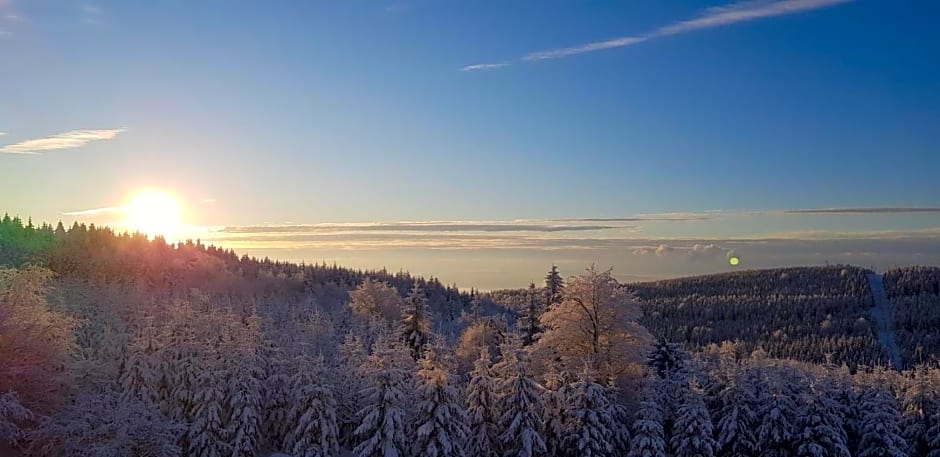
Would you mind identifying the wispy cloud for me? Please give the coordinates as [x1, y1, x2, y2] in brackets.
[550, 214, 714, 222]
[461, 63, 511, 72]
[0, 129, 125, 154]
[219, 221, 620, 234]
[468, 0, 853, 68]
[80, 3, 102, 24]
[62, 206, 126, 216]
[653, 0, 852, 37]
[524, 36, 649, 61]
[785, 207, 940, 215]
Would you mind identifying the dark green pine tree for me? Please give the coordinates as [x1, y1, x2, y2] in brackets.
[519, 282, 543, 346]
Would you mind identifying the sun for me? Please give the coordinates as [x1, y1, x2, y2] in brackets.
[125, 191, 183, 238]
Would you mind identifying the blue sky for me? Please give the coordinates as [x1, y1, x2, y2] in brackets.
[1, 0, 939, 287]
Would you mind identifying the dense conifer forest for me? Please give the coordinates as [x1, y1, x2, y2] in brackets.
[2, 215, 940, 457]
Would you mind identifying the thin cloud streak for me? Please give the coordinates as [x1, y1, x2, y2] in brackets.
[0, 129, 125, 154]
[62, 206, 126, 216]
[523, 36, 648, 61]
[472, 0, 853, 67]
[550, 214, 713, 222]
[652, 0, 853, 38]
[786, 207, 940, 215]
[461, 63, 510, 72]
[219, 222, 620, 234]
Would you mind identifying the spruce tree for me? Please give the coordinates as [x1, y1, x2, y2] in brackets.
[189, 362, 230, 457]
[284, 357, 340, 457]
[545, 265, 564, 307]
[563, 370, 615, 457]
[756, 373, 799, 457]
[413, 345, 469, 457]
[497, 347, 546, 457]
[857, 385, 907, 457]
[337, 333, 369, 446]
[605, 381, 633, 455]
[902, 367, 937, 457]
[542, 366, 571, 457]
[400, 285, 432, 360]
[670, 381, 716, 457]
[715, 372, 758, 457]
[353, 341, 411, 457]
[796, 383, 849, 457]
[466, 349, 500, 457]
[628, 384, 667, 457]
[226, 359, 265, 457]
[519, 282, 542, 346]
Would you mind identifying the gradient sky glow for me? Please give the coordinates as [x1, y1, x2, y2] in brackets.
[2, 1, 939, 288]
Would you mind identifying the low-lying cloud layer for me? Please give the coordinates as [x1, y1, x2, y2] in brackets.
[217, 221, 622, 234]
[61, 208, 940, 289]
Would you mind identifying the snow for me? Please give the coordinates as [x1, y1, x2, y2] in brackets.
[867, 273, 903, 370]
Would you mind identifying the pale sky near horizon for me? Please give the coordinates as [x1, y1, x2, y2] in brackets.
[2, 0, 939, 289]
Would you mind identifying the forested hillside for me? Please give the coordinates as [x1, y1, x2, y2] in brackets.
[632, 266, 888, 369]
[885, 267, 940, 367]
[4, 215, 940, 457]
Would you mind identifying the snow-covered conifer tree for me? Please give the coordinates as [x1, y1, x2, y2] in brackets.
[647, 340, 688, 380]
[544, 265, 564, 307]
[337, 332, 369, 446]
[670, 381, 716, 457]
[902, 367, 938, 457]
[497, 347, 546, 457]
[605, 380, 632, 454]
[466, 349, 500, 457]
[400, 285, 432, 360]
[628, 384, 666, 457]
[796, 382, 850, 457]
[0, 392, 30, 446]
[262, 341, 292, 450]
[857, 385, 907, 457]
[542, 366, 571, 456]
[226, 358, 265, 457]
[563, 369, 614, 457]
[284, 356, 340, 457]
[189, 361, 230, 457]
[30, 393, 182, 457]
[715, 371, 758, 457]
[756, 372, 799, 457]
[412, 344, 469, 457]
[120, 321, 162, 404]
[353, 339, 411, 457]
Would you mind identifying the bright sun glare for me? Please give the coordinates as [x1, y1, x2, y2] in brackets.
[125, 191, 183, 238]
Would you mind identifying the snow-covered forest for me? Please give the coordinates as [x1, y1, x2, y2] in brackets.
[3, 215, 940, 457]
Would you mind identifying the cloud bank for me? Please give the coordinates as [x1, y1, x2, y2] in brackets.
[218, 221, 620, 234]
[0, 129, 125, 154]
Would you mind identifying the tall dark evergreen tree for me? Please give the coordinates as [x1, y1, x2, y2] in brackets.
[545, 265, 564, 307]
[400, 285, 432, 360]
[519, 282, 542, 346]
